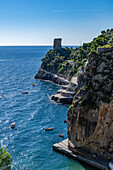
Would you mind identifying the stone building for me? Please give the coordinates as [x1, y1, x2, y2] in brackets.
[53, 38, 62, 50]
[97, 46, 113, 53]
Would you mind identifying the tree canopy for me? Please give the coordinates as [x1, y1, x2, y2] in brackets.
[0, 147, 12, 170]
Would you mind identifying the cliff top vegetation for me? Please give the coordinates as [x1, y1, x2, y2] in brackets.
[41, 28, 113, 80]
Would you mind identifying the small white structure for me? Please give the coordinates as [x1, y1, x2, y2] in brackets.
[67, 60, 75, 66]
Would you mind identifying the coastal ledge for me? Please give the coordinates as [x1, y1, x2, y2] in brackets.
[34, 68, 70, 85]
[53, 139, 109, 170]
[34, 68, 77, 104]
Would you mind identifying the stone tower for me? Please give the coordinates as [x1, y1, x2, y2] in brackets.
[53, 38, 62, 50]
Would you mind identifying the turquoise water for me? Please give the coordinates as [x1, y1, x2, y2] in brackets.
[0, 46, 95, 170]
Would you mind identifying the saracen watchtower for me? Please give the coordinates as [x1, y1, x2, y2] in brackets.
[53, 38, 62, 50]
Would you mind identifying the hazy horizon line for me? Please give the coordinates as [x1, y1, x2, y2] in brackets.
[0, 44, 80, 47]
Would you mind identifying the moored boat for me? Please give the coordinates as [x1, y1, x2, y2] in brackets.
[45, 127, 53, 131]
[11, 122, 15, 129]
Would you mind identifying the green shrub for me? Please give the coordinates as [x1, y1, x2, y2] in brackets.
[99, 44, 111, 48]
[0, 147, 12, 170]
[59, 67, 65, 73]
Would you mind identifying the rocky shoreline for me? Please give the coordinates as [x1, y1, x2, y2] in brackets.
[34, 35, 113, 169]
[34, 68, 70, 85]
[34, 68, 77, 104]
[51, 85, 75, 104]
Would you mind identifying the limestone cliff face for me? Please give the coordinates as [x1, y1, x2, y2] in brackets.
[67, 51, 113, 160]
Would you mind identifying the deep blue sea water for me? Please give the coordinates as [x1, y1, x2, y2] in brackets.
[0, 46, 95, 170]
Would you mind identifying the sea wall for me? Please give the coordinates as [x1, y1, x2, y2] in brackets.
[67, 50, 113, 160]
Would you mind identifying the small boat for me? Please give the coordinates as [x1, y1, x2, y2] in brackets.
[21, 91, 28, 94]
[109, 162, 113, 170]
[64, 120, 67, 123]
[11, 122, 15, 129]
[58, 134, 64, 138]
[32, 83, 35, 86]
[45, 127, 53, 131]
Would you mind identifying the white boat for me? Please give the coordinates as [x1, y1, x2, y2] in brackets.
[11, 122, 15, 129]
[45, 127, 53, 131]
[21, 91, 28, 94]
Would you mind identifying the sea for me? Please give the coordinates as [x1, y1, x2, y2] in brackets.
[0, 46, 96, 170]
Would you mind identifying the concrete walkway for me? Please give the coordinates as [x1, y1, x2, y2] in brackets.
[71, 76, 77, 85]
[53, 139, 109, 170]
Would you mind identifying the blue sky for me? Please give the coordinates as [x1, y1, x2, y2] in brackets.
[0, 0, 113, 45]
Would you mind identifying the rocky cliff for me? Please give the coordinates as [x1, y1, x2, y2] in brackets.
[34, 68, 70, 85]
[67, 50, 113, 161]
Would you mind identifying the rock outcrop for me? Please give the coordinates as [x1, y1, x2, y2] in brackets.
[51, 85, 75, 104]
[67, 50, 113, 161]
[35, 68, 77, 104]
[34, 68, 70, 85]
